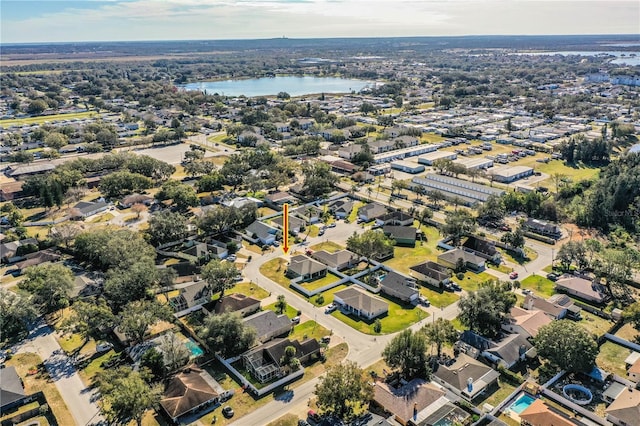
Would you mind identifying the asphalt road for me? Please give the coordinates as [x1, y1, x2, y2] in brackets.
[15, 321, 104, 426]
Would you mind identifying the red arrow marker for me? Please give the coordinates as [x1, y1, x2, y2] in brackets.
[282, 203, 290, 255]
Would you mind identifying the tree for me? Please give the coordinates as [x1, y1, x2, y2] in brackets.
[346, 230, 395, 264]
[199, 312, 256, 358]
[423, 318, 458, 358]
[501, 227, 525, 252]
[301, 161, 337, 199]
[315, 361, 373, 422]
[382, 329, 429, 379]
[96, 367, 162, 426]
[118, 300, 172, 345]
[201, 259, 239, 298]
[75, 228, 156, 271]
[624, 302, 640, 332]
[280, 345, 301, 373]
[61, 298, 115, 345]
[99, 171, 153, 198]
[158, 332, 190, 373]
[140, 348, 165, 382]
[359, 102, 377, 115]
[458, 280, 516, 338]
[147, 211, 188, 246]
[442, 209, 477, 246]
[197, 171, 225, 193]
[535, 320, 597, 373]
[275, 295, 287, 315]
[49, 222, 82, 248]
[131, 203, 147, 219]
[157, 181, 199, 212]
[18, 264, 74, 314]
[0, 288, 37, 343]
[476, 194, 506, 224]
[197, 205, 241, 236]
[27, 99, 48, 114]
[105, 261, 159, 308]
[44, 132, 68, 150]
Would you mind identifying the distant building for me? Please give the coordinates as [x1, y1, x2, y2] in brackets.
[522, 218, 562, 239]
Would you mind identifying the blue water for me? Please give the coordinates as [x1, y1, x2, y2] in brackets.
[180, 76, 372, 97]
[433, 419, 454, 426]
[511, 51, 640, 66]
[185, 339, 204, 357]
[509, 394, 535, 414]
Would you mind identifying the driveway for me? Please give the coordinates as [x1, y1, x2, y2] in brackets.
[15, 321, 103, 426]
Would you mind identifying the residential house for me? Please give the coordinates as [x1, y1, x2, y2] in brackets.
[208, 293, 261, 317]
[626, 353, 640, 383]
[0, 180, 25, 202]
[237, 131, 265, 146]
[6, 163, 55, 178]
[120, 193, 154, 208]
[71, 271, 103, 299]
[519, 399, 578, 426]
[372, 379, 449, 426]
[502, 306, 552, 339]
[243, 310, 292, 343]
[333, 287, 389, 320]
[431, 353, 500, 401]
[0, 366, 27, 413]
[383, 226, 417, 247]
[330, 160, 359, 175]
[555, 274, 608, 304]
[286, 255, 328, 281]
[378, 211, 414, 227]
[245, 221, 278, 246]
[272, 215, 306, 234]
[274, 122, 290, 133]
[292, 205, 323, 224]
[182, 241, 228, 262]
[523, 294, 568, 319]
[160, 366, 224, 423]
[169, 281, 212, 313]
[338, 144, 363, 160]
[311, 249, 360, 271]
[72, 201, 110, 219]
[462, 236, 501, 264]
[223, 196, 263, 210]
[0, 238, 38, 262]
[378, 271, 419, 303]
[358, 203, 388, 222]
[458, 330, 533, 369]
[522, 218, 562, 239]
[10, 249, 61, 274]
[264, 191, 296, 207]
[409, 261, 451, 288]
[328, 199, 354, 219]
[437, 248, 486, 271]
[546, 294, 582, 319]
[242, 338, 321, 383]
[604, 388, 640, 426]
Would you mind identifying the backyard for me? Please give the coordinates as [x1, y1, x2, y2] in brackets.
[520, 275, 556, 297]
[383, 225, 442, 274]
[309, 284, 349, 307]
[596, 341, 631, 377]
[331, 296, 428, 334]
[418, 286, 459, 308]
[451, 271, 495, 292]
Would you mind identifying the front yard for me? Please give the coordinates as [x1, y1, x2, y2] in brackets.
[383, 225, 442, 274]
[310, 241, 344, 253]
[259, 257, 290, 288]
[289, 320, 330, 341]
[309, 284, 349, 307]
[264, 302, 299, 319]
[520, 275, 556, 297]
[331, 296, 428, 334]
[451, 271, 495, 292]
[418, 286, 459, 308]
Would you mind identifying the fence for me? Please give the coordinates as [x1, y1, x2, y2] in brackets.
[0, 392, 49, 426]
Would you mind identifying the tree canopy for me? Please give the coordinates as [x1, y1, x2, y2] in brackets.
[442, 209, 477, 246]
[423, 318, 458, 358]
[346, 229, 395, 262]
[199, 312, 256, 358]
[382, 329, 430, 379]
[118, 300, 173, 345]
[301, 161, 337, 199]
[201, 259, 239, 297]
[62, 298, 116, 344]
[18, 264, 75, 314]
[0, 288, 37, 344]
[458, 280, 516, 338]
[147, 211, 188, 246]
[535, 320, 597, 373]
[315, 361, 374, 422]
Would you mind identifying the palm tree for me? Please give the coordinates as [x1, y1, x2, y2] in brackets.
[366, 186, 373, 200]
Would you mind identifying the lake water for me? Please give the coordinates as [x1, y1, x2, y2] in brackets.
[512, 51, 640, 66]
[181, 76, 373, 97]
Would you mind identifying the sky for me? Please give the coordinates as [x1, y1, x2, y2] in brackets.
[1, 0, 639, 44]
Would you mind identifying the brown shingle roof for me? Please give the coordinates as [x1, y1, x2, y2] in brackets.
[373, 379, 445, 425]
[160, 366, 219, 420]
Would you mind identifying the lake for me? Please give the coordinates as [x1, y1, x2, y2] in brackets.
[180, 76, 373, 97]
[512, 50, 640, 66]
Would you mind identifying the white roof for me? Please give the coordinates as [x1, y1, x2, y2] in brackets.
[625, 352, 640, 365]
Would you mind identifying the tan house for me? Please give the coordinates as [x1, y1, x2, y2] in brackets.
[519, 398, 577, 426]
[606, 386, 640, 426]
[160, 366, 223, 423]
[333, 287, 388, 320]
[372, 379, 448, 426]
[502, 306, 552, 339]
[409, 261, 451, 288]
[555, 274, 608, 304]
[286, 255, 328, 282]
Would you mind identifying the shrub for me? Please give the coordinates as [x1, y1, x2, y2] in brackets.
[316, 294, 325, 305]
[456, 272, 465, 280]
[373, 319, 382, 333]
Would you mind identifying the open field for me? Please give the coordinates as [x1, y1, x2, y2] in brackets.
[0, 111, 100, 127]
[520, 274, 556, 297]
[289, 320, 330, 341]
[331, 296, 428, 334]
[259, 257, 290, 288]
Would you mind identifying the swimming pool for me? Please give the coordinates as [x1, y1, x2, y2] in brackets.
[509, 393, 536, 414]
[184, 338, 204, 357]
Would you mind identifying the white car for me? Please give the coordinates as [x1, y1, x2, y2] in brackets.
[227, 254, 237, 262]
[325, 304, 337, 314]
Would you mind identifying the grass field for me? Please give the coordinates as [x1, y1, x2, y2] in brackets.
[520, 275, 556, 297]
[0, 111, 100, 127]
[579, 311, 614, 337]
[347, 201, 365, 222]
[5, 353, 75, 426]
[614, 323, 638, 341]
[228, 281, 270, 299]
[259, 257, 290, 288]
[597, 341, 631, 377]
[267, 414, 299, 426]
[264, 302, 298, 319]
[310, 241, 344, 253]
[331, 297, 428, 334]
[300, 272, 341, 291]
[383, 225, 442, 274]
[419, 286, 459, 308]
[451, 271, 495, 292]
[289, 320, 330, 341]
[309, 284, 349, 307]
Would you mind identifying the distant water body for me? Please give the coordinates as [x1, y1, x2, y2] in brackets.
[512, 51, 640, 66]
[181, 76, 373, 97]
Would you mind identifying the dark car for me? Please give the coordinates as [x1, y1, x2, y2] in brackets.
[546, 273, 559, 281]
[222, 406, 234, 418]
[308, 410, 321, 423]
[298, 420, 311, 426]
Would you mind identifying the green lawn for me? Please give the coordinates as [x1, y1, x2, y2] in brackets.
[259, 257, 290, 288]
[488, 263, 513, 274]
[310, 284, 349, 307]
[579, 311, 614, 338]
[331, 297, 428, 334]
[310, 241, 344, 253]
[306, 225, 320, 238]
[418, 286, 459, 308]
[478, 381, 517, 409]
[383, 225, 442, 274]
[451, 271, 494, 292]
[290, 320, 330, 341]
[596, 341, 631, 377]
[536, 160, 601, 183]
[300, 272, 341, 291]
[348, 201, 365, 222]
[227, 281, 270, 300]
[78, 349, 120, 384]
[520, 275, 556, 297]
[450, 316, 467, 331]
[0, 111, 99, 127]
[264, 302, 298, 319]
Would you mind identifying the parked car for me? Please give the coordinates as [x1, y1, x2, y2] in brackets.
[273, 240, 280, 247]
[96, 342, 113, 353]
[450, 283, 462, 291]
[328, 223, 337, 228]
[499, 225, 511, 232]
[522, 289, 532, 295]
[509, 271, 519, 279]
[222, 406, 234, 418]
[291, 316, 301, 324]
[307, 410, 321, 423]
[325, 303, 337, 314]
[298, 420, 311, 426]
[321, 336, 331, 344]
[546, 273, 559, 281]
[227, 254, 237, 262]
[318, 229, 325, 236]
[418, 296, 430, 306]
